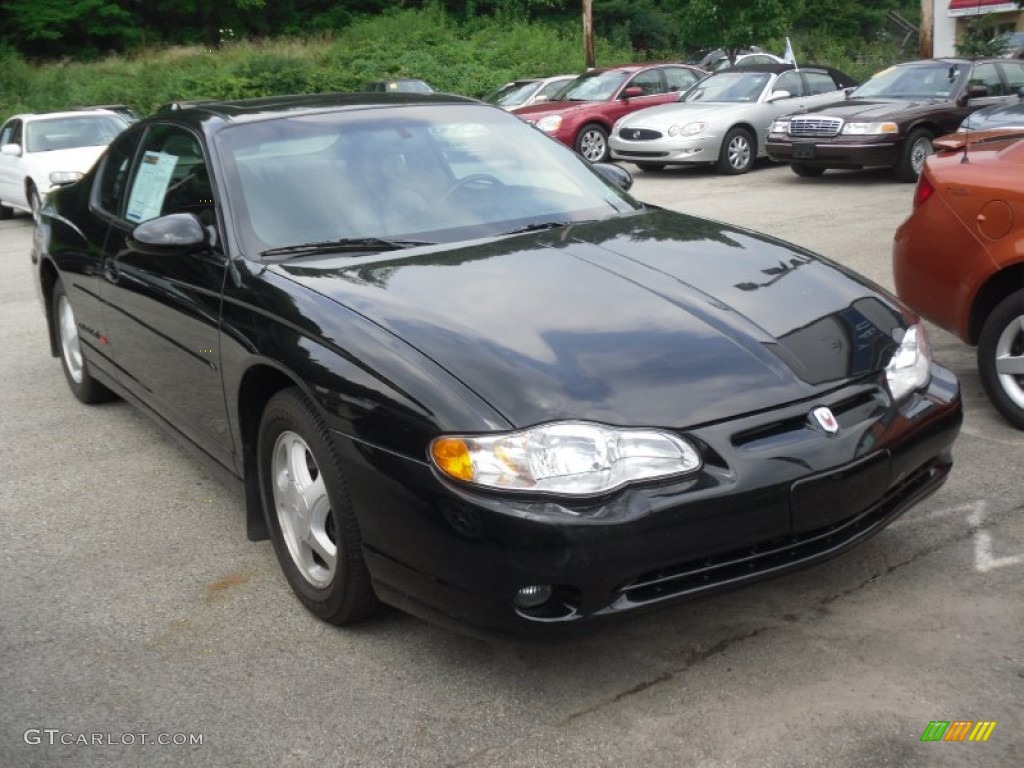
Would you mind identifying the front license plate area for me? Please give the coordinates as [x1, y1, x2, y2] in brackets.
[793, 144, 817, 160]
[790, 451, 891, 533]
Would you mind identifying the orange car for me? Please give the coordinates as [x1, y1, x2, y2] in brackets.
[893, 131, 1024, 428]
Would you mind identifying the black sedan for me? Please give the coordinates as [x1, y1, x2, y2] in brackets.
[766, 57, 1024, 181]
[32, 93, 962, 639]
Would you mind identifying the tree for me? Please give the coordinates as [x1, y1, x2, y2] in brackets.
[681, 0, 803, 64]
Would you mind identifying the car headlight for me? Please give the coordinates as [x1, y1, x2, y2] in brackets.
[536, 115, 563, 133]
[769, 119, 790, 135]
[840, 121, 898, 136]
[885, 324, 931, 401]
[430, 421, 702, 496]
[49, 171, 83, 185]
[668, 122, 706, 137]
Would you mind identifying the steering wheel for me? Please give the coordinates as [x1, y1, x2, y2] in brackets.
[442, 174, 505, 203]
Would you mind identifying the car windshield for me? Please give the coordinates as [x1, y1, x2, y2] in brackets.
[557, 70, 630, 102]
[850, 62, 963, 101]
[486, 81, 539, 107]
[26, 115, 126, 152]
[682, 72, 771, 103]
[215, 103, 641, 255]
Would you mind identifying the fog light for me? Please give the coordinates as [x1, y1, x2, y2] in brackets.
[514, 584, 553, 609]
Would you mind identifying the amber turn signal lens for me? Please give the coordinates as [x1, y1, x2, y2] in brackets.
[430, 437, 474, 481]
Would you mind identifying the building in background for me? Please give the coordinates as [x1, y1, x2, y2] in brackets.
[929, 0, 1024, 57]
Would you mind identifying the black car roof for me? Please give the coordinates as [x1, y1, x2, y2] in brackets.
[718, 63, 860, 89]
[153, 92, 480, 126]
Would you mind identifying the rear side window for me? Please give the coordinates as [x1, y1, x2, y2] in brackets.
[664, 67, 701, 92]
[96, 129, 141, 217]
[999, 60, 1024, 92]
[804, 71, 839, 95]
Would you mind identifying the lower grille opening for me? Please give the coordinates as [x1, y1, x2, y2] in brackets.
[616, 459, 946, 606]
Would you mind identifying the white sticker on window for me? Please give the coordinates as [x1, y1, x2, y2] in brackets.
[126, 151, 178, 223]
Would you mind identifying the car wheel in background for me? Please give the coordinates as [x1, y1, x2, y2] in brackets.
[258, 387, 380, 624]
[52, 279, 115, 404]
[791, 162, 825, 178]
[895, 128, 933, 182]
[28, 184, 41, 221]
[978, 291, 1024, 430]
[635, 162, 666, 172]
[575, 124, 609, 163]
[718, 127, 755, 174]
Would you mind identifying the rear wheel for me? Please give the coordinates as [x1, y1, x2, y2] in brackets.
[717, 127, 755, 174]
[791, 162, 825, 178]
[575, 123, 609, 163]
[635, 162, 666, 172]
[52, 279, 115, 404]
[895, 128, 933, 182]
[978, 290, 1024, 430]
[258, 387, 379, 624]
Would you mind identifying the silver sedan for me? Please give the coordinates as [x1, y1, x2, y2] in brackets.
[609, 65, 855, 174]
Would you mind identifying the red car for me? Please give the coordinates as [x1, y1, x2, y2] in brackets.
[512, 63, 707, 162]
[893, 131, 1024, 428]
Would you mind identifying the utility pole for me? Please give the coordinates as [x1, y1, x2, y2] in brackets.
[583, 0, 595, 69]
[920, 0, 934, 58]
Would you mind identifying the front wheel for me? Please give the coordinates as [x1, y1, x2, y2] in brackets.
[258, 387, 379, 624]
[977, 291, 1024, 430]
[791, 162, 825, 178]
[717, 127, 755, 174]
[52, 279, 115, 404]
[28, 183, 41, 221]
[575, 123, 609, 163]
[895, 128, 933, 182]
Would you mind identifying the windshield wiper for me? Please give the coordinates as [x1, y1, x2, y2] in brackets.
[500, 221, 575, 236]
[260, 237, 435, 260]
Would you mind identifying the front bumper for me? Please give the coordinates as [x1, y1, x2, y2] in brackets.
[336, 367, 961, 640]
[610, 134, 721, 165]
[766, 136, 901, 168]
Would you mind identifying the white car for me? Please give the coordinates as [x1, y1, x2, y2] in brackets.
[609, 64, 856, 175]
[0, 110, 127, 219]
[484, 75, 577, 110]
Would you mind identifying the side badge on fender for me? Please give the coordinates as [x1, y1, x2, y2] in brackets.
[811, 406, 839, 437]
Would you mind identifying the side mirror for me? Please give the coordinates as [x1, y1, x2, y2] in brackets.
[766, 90, 792, 103]
[533, 95, 549, 104]
[621, 86, 644, 99]
[961, 84, 989, 105]
[592, 162, 633, 192]
[1, 143, 22, 157]
[128, 213, 210, 256]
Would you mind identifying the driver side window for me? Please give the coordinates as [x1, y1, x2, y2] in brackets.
[125, 125, 214, 225]
[628, 70, 664, 96]
[774, 72, 804, 98]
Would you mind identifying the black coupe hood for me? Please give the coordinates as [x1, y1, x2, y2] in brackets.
[277, 211, 904, 428]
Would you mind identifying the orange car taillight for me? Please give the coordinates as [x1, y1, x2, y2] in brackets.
[913, 174, 935, 209]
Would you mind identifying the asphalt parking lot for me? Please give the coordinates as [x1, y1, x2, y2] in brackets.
[2, 161, 1022, 767]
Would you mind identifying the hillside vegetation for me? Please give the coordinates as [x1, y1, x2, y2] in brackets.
[0, 7, 908, 121]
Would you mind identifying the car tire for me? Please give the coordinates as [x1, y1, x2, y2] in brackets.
[0, 200, 12, 220]
[977, 290, 1024, 430]
[717, 127, 755, 174]
[895, 128, 933, 182]
[635, 162, 666, 172]
[52, 279, 115, 404]
[791, 162, 825, 178]
[575, 123, 609, 163]
[258, 387, 379, 625]
[28, 183, 41, 221]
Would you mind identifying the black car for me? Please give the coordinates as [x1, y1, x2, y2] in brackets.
[766, 57, 1024, 181]
[31, 93, 962, 639]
